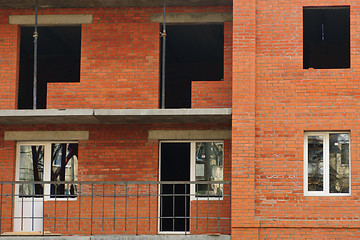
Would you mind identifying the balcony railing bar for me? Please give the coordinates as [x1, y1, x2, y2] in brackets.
[0, 181, 230, 236]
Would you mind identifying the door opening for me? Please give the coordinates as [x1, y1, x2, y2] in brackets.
[160, 142, 190, 232]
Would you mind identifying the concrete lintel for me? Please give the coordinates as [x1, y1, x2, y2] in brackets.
[4, 131, 89, 141]
[9, 14, 93, 25]
[95, 108, 232, 116]
[150, 12, 232, 23]
[148, 130, 231, 140]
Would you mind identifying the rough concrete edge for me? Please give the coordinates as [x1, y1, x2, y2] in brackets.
[0, 109, 94, 117]
[9, 14, 93, 25]
[0, 235, 230, 240]
[95, 108, 232, 116]
[4, 131, 89, 141]
[150, 12, 232, 23]
[148, 130, 231, 140]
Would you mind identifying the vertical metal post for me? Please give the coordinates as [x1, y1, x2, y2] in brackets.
[124, 184, 127, 233]
[32, 186, 34, 231]
[0, 183, 3, 232]
[172, 184, 175, 231]
[66, 188, 69, 231]
[136, 184, 139, 235]
[217, 183, 220, 233]
[21, 183, 24, 231]
[113, 184, 116, 231]
[11, 184, 14, 231]
[78, 183, 81, 231]
[228, 182, 231, 234]
[33, 0, 39, 109]
[54, 185, 57, 231]
[42, 182, 44, 235]
[148, 184, 151, 233]
[184, 184, 187, 234]
[90, 184, 93, 235]
[160, 0, 166, 109]
[102, 184, 105, 231]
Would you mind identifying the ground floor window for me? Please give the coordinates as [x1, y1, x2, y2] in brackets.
[18, 142, 78, 199]
[304, 132, 350, 196]
[195, 142, 223, 197]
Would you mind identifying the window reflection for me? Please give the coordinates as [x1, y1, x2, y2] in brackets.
[195, 142, 223, 197]
[51, 143, 78, 198]
[308, 136, 323, 191]
[329, 133, 349, 193]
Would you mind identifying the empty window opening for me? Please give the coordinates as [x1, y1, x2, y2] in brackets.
[160, 24, 224, 108]
[18, 26, 81, 109]
[303, 7, 350, 69]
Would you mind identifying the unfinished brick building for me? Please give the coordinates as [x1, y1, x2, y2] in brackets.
[0, 0, 358, 239]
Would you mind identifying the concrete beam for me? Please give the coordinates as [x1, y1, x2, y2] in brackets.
[4, 131, 89, 141]
[151, 12, 232, 23]
[9, 14, 93, 25]
[0, 0, 232, 9]
[0, 108, 231, 125]
[148, 130, 231, 140]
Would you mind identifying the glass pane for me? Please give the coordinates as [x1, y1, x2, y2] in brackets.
[195, 142, 223, 197]
[19, 145, 44, 197]
[51, 143, 78, 198]
[329, 133, 350, 193]
[308, 136, 323, 191]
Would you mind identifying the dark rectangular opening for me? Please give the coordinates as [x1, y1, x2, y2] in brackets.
[160, 142, 190, 232]
[18, 26, 81, 109]
[160, 24, 224, 108]
[303, 6, 350, 69]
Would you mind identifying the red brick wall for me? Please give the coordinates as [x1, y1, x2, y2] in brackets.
[0, 123, 231, 235]
[0, 6, 232, 110]
[0, 18, 19, 110]
[232, 0, 360, 239]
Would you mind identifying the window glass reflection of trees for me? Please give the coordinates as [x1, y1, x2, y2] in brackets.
[307, 136, 324, 191]
[19, 146, 44, 197]
[329, 133, 349, 193]
[195, 142, 223, 197]
[51, 143, 78, 198]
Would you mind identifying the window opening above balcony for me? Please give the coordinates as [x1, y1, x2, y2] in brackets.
[18, 26, 81, 109]
[160, 24, 224, 108]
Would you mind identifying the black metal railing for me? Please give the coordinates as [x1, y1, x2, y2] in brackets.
[0, 181, 230, 236]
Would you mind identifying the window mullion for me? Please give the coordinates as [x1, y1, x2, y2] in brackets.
[324, 133, 330, 195]
[43, 143, 52, 200]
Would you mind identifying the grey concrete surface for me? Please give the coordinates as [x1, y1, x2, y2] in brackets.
[4, 131, 89, 141]
[150, 12, 232, 23]
[0, 108, 231, 125]
[0, 235, 230, 240]
[9, 14, 93, 25]
[0, 0, 232, 9]
[148, 130, 231, 140]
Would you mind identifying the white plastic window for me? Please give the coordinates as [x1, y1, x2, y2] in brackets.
[304, 132, 350, 196]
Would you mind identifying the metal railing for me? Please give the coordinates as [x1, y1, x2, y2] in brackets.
[0, 181, 230, 236]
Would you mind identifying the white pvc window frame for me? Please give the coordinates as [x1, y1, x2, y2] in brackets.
[304, 132, 351, 196]
[158, 140, 224, 200]
[16, 141, 78, 201]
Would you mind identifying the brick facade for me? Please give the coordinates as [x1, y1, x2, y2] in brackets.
[0, 0, 359, 238]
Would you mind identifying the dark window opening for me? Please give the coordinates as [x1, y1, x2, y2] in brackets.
[160, 24, 224, 108]
[18, 26, 81, 109]
[303, 7, 350, 69]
